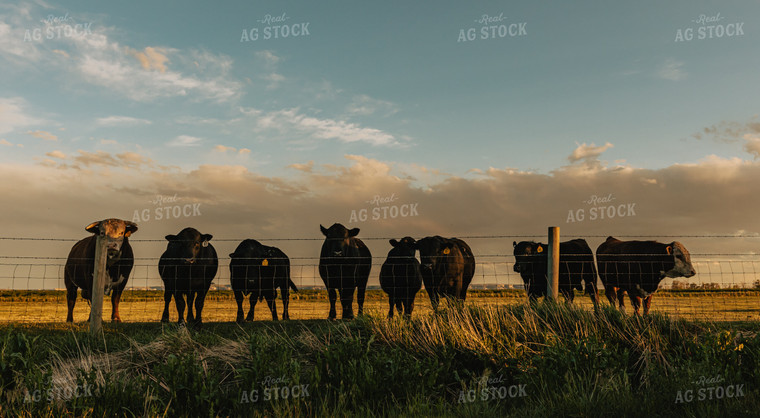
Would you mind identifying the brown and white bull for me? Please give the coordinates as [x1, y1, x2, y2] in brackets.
[64, 219, 138, 322]
[596, 236, 696, 315]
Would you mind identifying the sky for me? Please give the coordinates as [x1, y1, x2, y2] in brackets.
[1, 0, 760, 288]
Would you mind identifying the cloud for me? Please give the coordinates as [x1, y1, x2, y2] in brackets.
[214, 144, 251, 155]
[0, 97, 43, 134]
[96, 116, 152, 126]
[168, 135, 202, 147]
[100, 139, 117, 145]
[658, 59, 687, 81]
[568, 142, 613, 163]
[251, 108, 402, 147]
[0, 139, 15, 146]
[46, 150, 66, 159]
[255, 50, 281, 66]
[49, 150, 153, 170]
[126, 46, 169, 72]
[744, 135, 760, 159]
[347, 95, 399, 117]
[264, 72, 285, 90]
[26, 130, 57, 141]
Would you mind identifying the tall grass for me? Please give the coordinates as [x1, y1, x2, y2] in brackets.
[0, 302, 758, 416]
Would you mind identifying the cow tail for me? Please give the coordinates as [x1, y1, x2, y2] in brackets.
[288, 279, 299, 292]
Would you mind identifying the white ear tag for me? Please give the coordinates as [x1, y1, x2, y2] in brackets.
[202, 241, 209, 248]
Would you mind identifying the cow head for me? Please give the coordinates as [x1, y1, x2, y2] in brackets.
[512, 241, 544, 273]
[416, 236, 454, 272]
[388, 237, 417, 260]
[85, 219, 138, 262]
[164, 227, 212, 264]
[320, 223, 360, 258]
[664, 241, 697, 278]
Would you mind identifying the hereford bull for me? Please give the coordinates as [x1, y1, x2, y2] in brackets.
[512, 239, 599, 305]
[596, 236, 696, 315]
[64, 219, 138, 322]
[416, 236, 475, 310]
[229, 239, 298, 322]
[379, 237, 422, 318]
[158, 227, 218, 325]
[318, 223, 372, 320]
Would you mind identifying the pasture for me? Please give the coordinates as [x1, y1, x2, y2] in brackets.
[1, 290, 760, 416]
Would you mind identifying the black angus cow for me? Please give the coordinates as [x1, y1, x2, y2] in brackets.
[379, 237, 423, 318]
[512, 239, 599, 305]
[229, 239, 298, 322]
[318, 223, 372, 320]
[416, 236, 475, 310]
[158, 227, 218, 325]
[64, 219, 138, 322]
[596, 236, 697, 315]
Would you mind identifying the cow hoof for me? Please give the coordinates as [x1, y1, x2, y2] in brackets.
[112, 317, 122, 323]
[160, 317, 170, 323]
[236, 317, 245, 324]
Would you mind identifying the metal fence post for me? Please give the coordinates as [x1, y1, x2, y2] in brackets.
[547, 226, 560, 301]
[90, 231, 107, 334]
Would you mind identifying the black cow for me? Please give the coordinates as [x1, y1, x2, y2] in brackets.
[379, 237, 423, 318]
[158, 227, 218, 325]
[596, 236, 697, 315]
[229, 239, 298, 322]
[512, 239, 599, 305]
[318, 223, 372, 320]
[415, 236, 475, 310]
[64, 219, 138, 322]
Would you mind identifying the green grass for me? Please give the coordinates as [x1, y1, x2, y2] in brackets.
[1, 302, 759, 417]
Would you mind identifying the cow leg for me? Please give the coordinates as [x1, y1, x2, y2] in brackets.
[161, 290, 173, 323]
[387, 296, 395, 319]
[429, 290, 440, 311]
[404, 296, 415, 318]
[111, 291, 122, 323]
[265, 293, 278, 321]
[234, 290, 245, 323]
[186, 291, 196, 323]
[66, 285, 77, 323]
[587, 282, 600, 308]
[339, 287, 355, 319]
[327, 288, 338, 320]
[193, 290, 206, 325]
[280, 285, 291, 320]
[604, 286, 616, 307]
[395, 299, 403, 316]
[643, 295, 653, 316]
[175, 292, 186, 324]
[630, 295, 642, 316]
[616, 289, 627, 314]
[357, 285, 366, 316]
[247, 294, 256, 321]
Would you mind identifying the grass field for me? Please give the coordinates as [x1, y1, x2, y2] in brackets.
[1, 288, 759, 323]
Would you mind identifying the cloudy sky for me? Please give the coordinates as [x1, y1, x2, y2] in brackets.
[1, 0, 759, 288]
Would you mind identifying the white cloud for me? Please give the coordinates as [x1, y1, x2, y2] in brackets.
[214, 144, 252, 155]
[0, 97, 43, 134]
[744, 134, 760, 159]
[255, 50, 281, 66]
[568, 142, 613, 163]
[658, 59, 687, 81]
[96, 116, 152, 126]
[46, 150, 66, 159]
[0, 139, 13, 146]
[26, 130, 57, 141]
[168, 135, 202, 147]
[347, 95, 399, 117]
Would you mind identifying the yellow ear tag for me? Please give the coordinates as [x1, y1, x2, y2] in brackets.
[537, 246, 543, 253]
[443, 248, 451, 255]
[262, 259, 269, 266]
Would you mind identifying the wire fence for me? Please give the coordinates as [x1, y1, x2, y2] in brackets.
[0, 235, 759, 323]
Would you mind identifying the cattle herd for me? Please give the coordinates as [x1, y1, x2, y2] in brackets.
[62, 218, 697, 325]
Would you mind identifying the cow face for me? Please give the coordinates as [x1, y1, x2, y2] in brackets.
[85, 218, 138, 260]
[389, 237, 417, 259]
[164, 228, 212, 264]
[664, 241, 697, 278]
[320, 223, 360, 257]
[416, 237, 453, 272]
[512, 241, 544, 273]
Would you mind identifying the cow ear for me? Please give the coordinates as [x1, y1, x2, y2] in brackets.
[320, 224, 328, 236]
[85, 221, 101, 234]
[513, 241, 517, 248]
[229, 253, 237, 258]
[165, 234, 177, 241]
[125, 221, 138, 237]
[666, 245, 672, 255]
[202, 234, 213, 242]
[389, 239, 399, 247]
[348, 228, 360, 237]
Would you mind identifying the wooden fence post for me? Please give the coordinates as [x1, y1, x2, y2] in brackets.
[547, 226, 560, 301]
[90, 231, 107, 334]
